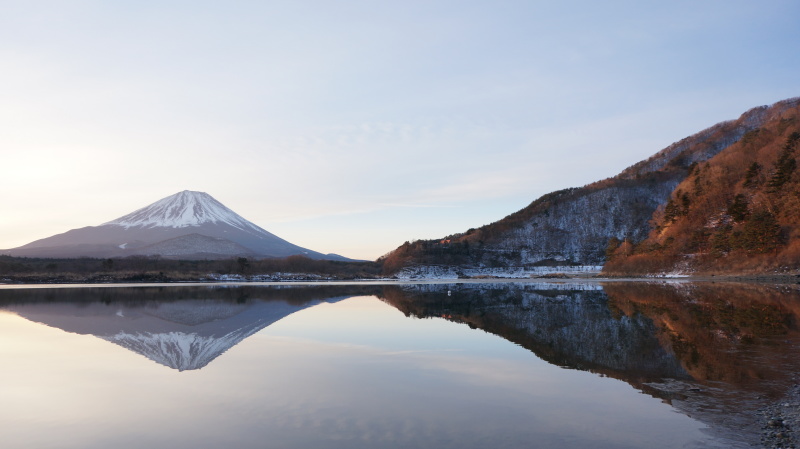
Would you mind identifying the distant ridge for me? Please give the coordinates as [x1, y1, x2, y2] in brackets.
[4, 190, 351, 261]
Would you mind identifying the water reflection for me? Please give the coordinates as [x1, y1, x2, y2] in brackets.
[381, 282, 800, 390]
[379, 281, 800, 445]
[604, 282, 800, 390]
[381, 283, 690, 382]
[0, 285, 381, 371]
[1, 282, 798, 448]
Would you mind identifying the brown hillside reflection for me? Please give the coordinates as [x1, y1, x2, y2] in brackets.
[380, 282, 800, 396]
[379, 281, 800, 443]
[604, 282, 800, 393]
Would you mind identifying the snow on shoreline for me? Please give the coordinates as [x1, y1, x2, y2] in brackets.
[205, 273, 336, 282]
[395, 264, 603, 280]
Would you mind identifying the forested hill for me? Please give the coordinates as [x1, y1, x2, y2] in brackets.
[605, 99, 800, 275]
[381, 97, 800, 274]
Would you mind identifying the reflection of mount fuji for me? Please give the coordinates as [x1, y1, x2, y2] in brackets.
[1, 286, 381, 371]
[10, 300, 343, 371]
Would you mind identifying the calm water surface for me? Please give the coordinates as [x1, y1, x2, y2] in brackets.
[1, 282, 798, 448]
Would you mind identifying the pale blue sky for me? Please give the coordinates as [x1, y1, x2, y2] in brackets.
[2, 1, 799, 259]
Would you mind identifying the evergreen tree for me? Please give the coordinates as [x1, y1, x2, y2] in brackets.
[727, 194, 749, 222]
[768, 133, 799, 191]
[743, 162, 761, 187]
[740, 211, 782, 253]
[710, 226, 732, 255]
[663, 198, 680, 223]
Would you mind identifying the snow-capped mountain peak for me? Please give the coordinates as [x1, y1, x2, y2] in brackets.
[103, 190, 257, 230]
[8, 190, 346, 260]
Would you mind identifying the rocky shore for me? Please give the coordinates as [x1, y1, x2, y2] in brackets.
[761, 381, 800, 449]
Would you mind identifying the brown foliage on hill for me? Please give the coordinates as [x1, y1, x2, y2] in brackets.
[605, 103, 800, 275]
[604, 282, 800, 387]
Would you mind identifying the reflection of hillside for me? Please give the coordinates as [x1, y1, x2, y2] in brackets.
[380, 283, 689, 386]
[0, 285, 382, 371]
[604, 282, 800, 392]
[380, 282, 800, 446]
[380, 282, 800, 393]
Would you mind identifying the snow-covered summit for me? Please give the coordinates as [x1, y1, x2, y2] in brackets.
[104, 190, 259, 231]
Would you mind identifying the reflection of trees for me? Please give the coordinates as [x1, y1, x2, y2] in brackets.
[380, 282, 800, 396]
[379, 284, 689, 386]
[604, 282, 800, 390]
[0, 284, 385, 307]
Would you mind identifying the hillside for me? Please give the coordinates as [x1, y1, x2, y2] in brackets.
[381, 97, 800, 275]
[604, 101, 800, 275]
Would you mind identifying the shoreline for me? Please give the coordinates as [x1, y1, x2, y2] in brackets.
[1, 272, 800, 286]
[759, 380, 800, 449]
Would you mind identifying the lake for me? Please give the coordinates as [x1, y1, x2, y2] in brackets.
[1, 281, 797, 448]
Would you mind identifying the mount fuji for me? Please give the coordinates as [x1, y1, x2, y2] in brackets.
[4, 190, 349, 260]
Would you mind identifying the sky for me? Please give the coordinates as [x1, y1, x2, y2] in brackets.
[1, 1, 799, 260]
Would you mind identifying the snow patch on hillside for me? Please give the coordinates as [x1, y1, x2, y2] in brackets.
[396, 264, 602, 280]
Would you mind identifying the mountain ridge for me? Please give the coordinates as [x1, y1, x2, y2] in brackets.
[382, 97, 800, 274]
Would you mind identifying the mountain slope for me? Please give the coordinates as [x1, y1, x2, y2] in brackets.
[381, 97, 800, 274]
[128, 233, 256, 258]
[604, 100, 800, 275]
[5, 190, 347, 260]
